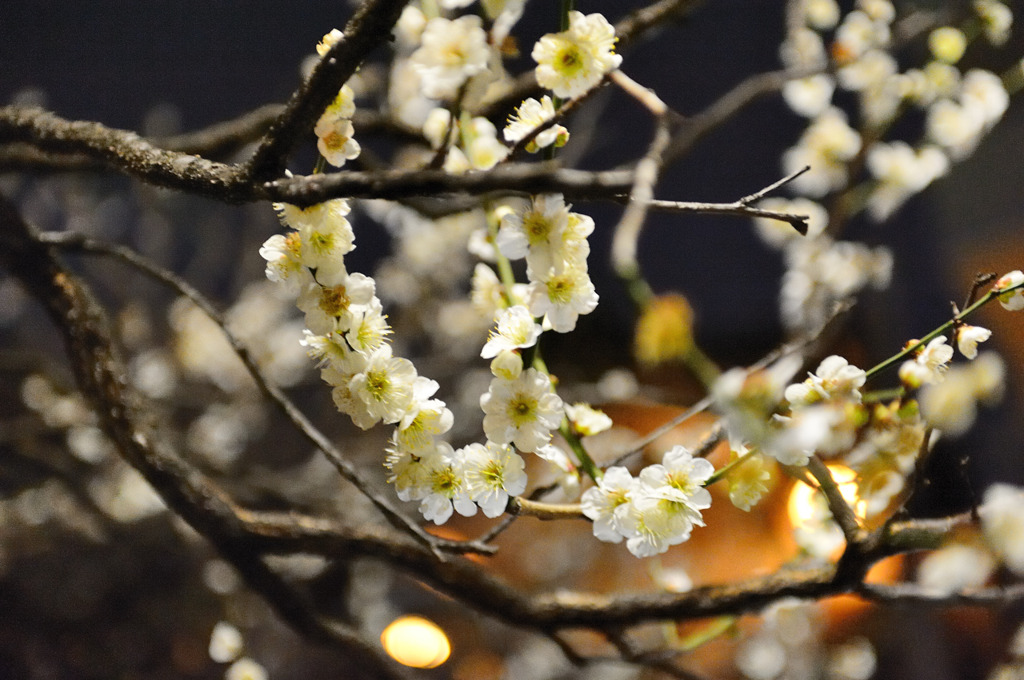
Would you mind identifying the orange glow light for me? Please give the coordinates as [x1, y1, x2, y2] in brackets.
[787, 464, 860, 527]
[381, 615, 451, 669]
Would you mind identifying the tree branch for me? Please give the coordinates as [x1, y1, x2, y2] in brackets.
[36, 230, 466, 556]
[0, 191, 409, 679]
[244, 0, 411, 181]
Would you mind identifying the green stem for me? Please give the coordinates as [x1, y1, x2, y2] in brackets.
[704, 449, 756, 487]
[676, 616, 737, 652]
[684, 344, 721, 392]
[861, 387, 905, 403]
[486, 214, 521, 307]
[542, 0, 576, 159]
[864, 279, 1024, 381]
[559, 0, 575, 31]
[560, 421, 601, 481]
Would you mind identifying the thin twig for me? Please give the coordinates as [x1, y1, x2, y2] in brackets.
[807, 455, 864, 544]
[0, 194, 410, 678]
[664, 66, 819, 164]
[609, 71, 673, 297]
[609, 395, 715, 468]
[36, 230, 471, 558]
[648, 165, 811, 235]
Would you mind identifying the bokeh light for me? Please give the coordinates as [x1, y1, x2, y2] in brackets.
[380, 615, 451, 669]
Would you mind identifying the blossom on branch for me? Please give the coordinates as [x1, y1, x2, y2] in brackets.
[503, 95, 569, 152]
[785, 355, 867, 407]
[532, 11, 622, 99]
[898, 336, 954, 388]
[462, 441, 527, 517]
[410, 15, 491, 100]
[994, 270, 1024, 310]
[480, 368, 564, 453]
[480, 305, 542, 359]
[981, 483, 1024, 575]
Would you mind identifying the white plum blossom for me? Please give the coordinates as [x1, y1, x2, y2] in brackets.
[726, 449, 772, 511]
[259, 231, 312, 294]
[980, 484, 1024, 575]
[917, 543, 995, 595]
[532, 11, 622, 99]
[422, 107, 454, 150]
[994, 270, 1024, 310]
[497, 194, 572, 265]
[898, 336, 954, 388]
[471, 262, 528, 317]
[489, 349, 523, 380]
[315, 116, 360, 167]
[314, 84, 360, 168]
[975, 0, 1013, 45]
[926, 98, 987, 160]
[225, 658, 268, 680]
[837, 49, 898, 93]
[270, 198, 356, 285]
[782, 107, 862, 197]
[296, 272, 375, 335]
[564, 402, 612, 436]
[956, 324, 992, 359]
[503, 95, 569, 151]
[346, 344, 419, 429]
[865, 142, 949, 221]
[581, 466, 637, 543]
[785, 355, 867, 407]
[419, 447, 478, 524]
[803, 0, 841, 30]
[961, 68, 1010, 125]
[635, 445, 714, 527]
[832, 10, 891, 65]
[929, 27, 968, 64]
[394, 6, 427, 47]
[410, 15, 491, 100]
[396, 378, 454, 452]
[781, 236, 893, 333]
[384, 439, 436, 502]
[772, 402, 856, 465]
[782, 74, 836, 117]
[274, 197, 353, 234]
[462, 441, 527, 517]
[582, 447, 716, 558]
[918, 356, 1005, 437]
[528, 263, 599, 333]
[480, 305, 542, 359]
[619, 495, 697, 558]
[780, 28, 827, 70]
[208, 621, 244, 663]
[713, 356, 803, 452]
[480, 368, 564, 452]
[342, 299, 392, 354]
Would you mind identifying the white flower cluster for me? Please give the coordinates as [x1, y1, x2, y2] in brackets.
[581, 446, 714, 558]
[917, 482, 1024, 597]
[776, 0, 1012, 227]
[312, 32, 362, 169]
[409, 14, 492, 100]
[261, 196, 537, 524]
[495, 194, 599, 333]
[778, 226, 893, 334]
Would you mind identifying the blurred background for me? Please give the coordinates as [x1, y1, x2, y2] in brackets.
[1, 1, 1023, 679]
